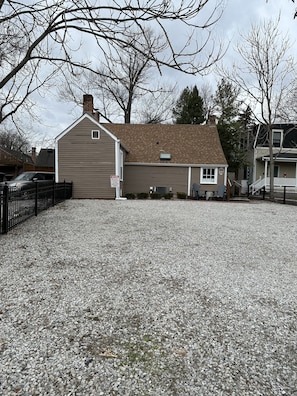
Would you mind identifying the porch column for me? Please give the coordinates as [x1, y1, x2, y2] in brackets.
[224, 166, 228, 186]
[264, 159, 268, 187]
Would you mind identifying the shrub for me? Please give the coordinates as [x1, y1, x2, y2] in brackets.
[137, 192, 149, 199]
[177, 192, 187, 199]
[164, 192, 173, 199]
[125, 193, 136, 199]
[150, 192, 162, 199]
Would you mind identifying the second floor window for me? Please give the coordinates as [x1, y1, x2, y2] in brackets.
[272, 129, 282, 147]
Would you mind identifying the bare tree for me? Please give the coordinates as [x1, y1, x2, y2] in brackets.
[0, 129, 30, 151]
[0, 0, 224, 126]
[200, 82, 216, 120]
[218, 18, 296, 199]
[77, 28, 172, 123]
[138, 87, 177, 124]
[282, 84, 297, 121]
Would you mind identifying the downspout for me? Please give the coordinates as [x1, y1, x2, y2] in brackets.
[54, 139, 59, 183]
[187, 167, 192, 196]
[115, 139, 121, 199]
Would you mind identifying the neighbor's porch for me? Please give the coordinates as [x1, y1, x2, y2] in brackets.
[250, 156, 297, 195]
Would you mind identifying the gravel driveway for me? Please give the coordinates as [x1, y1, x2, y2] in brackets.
[0, 199, 296, 395]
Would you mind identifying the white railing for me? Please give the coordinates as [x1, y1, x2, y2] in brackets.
[249, 178, 266, 195]
[273, 177, 296, 187]
[249, 177, 297, 195]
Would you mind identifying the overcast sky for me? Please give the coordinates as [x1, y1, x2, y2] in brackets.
[32, 0, 297, 148]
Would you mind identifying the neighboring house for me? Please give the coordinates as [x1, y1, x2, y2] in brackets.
[35, 148, 55, 172]
[55, 95, 228, 199]
[0, 146, 34, 178]
[249, 123, 297, 194]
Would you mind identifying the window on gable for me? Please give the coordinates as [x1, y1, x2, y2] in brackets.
[272, 129, 283, 147]
[200, 167, 218, 184]
[92, 130, 100, 139]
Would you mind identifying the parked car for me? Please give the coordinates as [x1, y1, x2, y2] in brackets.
[0, 172, 6, 182]
[0, 171, 55, 195]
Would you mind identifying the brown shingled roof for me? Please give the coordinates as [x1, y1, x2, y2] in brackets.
[106, 123, 227, 165]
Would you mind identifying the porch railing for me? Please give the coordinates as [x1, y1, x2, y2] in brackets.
[249, 177, 297, 195]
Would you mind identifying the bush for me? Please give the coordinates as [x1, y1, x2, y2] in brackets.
[125, 193, 136, 199]
[150, 192, 162, 199]
[177, 192, 187, 199]
[164, 192, 173, 199]
[137, 192, 149, 199]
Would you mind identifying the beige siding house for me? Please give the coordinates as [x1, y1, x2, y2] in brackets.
[107, 123, 228, 198]
[55, 95, 228, 199]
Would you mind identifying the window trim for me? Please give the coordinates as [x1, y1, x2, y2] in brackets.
[272, 129, 283, 147]
[91, 130, 100, 140]
[200, 167, 218, 184]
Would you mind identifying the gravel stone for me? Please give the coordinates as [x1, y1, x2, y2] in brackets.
[0, 199, 296, 395]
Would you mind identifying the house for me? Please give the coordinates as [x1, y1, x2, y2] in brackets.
[55, 95, 228, 199]
[0, 146, 35, 179]
[249, 123, 297, 194]
[35, 148, 55, 172]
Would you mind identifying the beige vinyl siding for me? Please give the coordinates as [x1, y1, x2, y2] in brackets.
[123, 164, 226, 196]
[123, 165, 188, 195]
[192, 167, 225, 193]
[58, 118, 116, 199]
[281, 163, 297, 178]
[256, 160, 296, 180]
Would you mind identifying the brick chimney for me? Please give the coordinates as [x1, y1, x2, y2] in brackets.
[208, 115, 216, 126]
[31, 147, 36, 163]
[83, 94, 99, 122]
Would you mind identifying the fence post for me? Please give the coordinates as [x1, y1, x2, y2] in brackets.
[2, 184, 9, 234]
[262, 186, 266, 200]
[283, 186, 286, 204]
[34, 181, 38, 216]
[52, 180, 55, 207]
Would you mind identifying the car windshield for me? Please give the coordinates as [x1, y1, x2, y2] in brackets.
[14, 173, 35, 181]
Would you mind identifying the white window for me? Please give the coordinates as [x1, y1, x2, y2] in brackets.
[272, 129, 283, 147]
[92, 130, 100, 139]
[200, 167, 218, 184]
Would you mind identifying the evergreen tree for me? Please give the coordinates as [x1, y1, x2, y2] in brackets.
[238, 105, 256, 151]
[214, 78, 243, 173]
[173, 85, 205, 124]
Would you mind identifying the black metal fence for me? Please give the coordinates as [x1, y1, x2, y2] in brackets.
[248, 185, 297, 205]
[0, 181, 72, 234]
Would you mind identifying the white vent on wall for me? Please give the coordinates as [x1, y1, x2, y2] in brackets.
[160, 153, 171, 160]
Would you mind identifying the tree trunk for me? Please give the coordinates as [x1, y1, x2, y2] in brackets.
[268, 125, 275, 200]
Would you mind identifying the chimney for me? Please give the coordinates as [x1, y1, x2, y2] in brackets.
[83, 94, 100, 122]
[83, 94, 94, 114]
[31, 147, 36, 163]
[208, 115, 216, 126]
